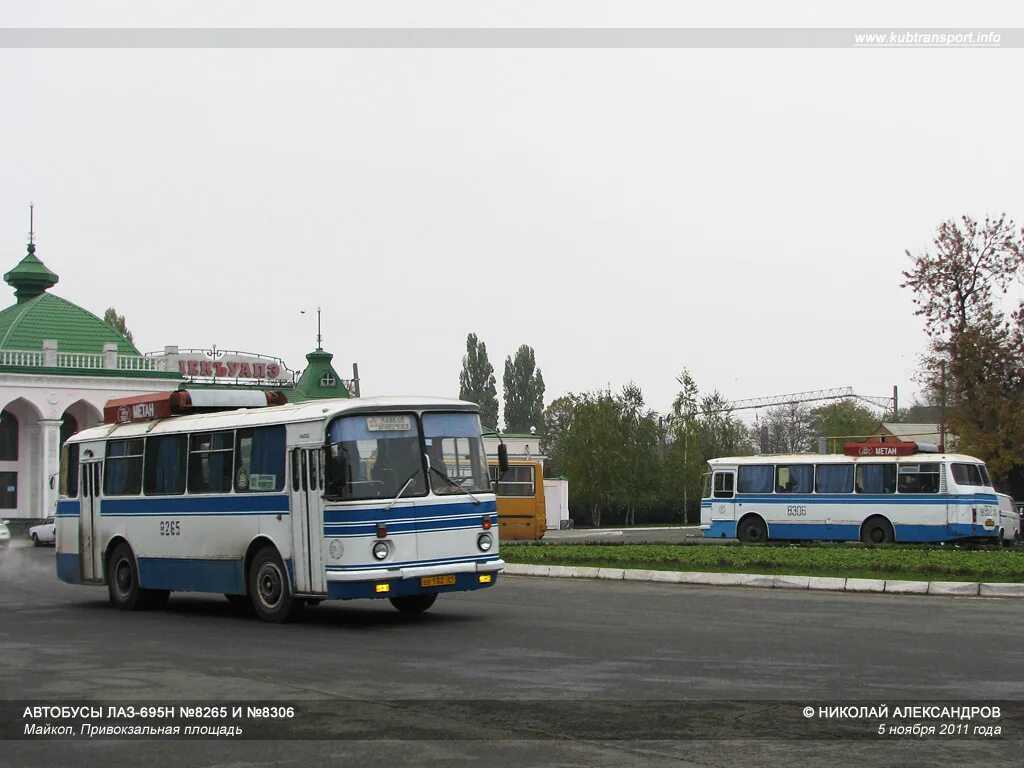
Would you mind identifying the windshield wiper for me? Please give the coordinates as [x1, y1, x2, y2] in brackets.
[429, 466, 482, 505]
[386, 472, 420, 511]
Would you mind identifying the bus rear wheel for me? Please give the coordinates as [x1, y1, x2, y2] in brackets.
[389, 594, 438, 614]
[737, 516, 768, 544]
[106, 543, 169, 610]
[248, 548, 299, 623]
[861, 517, 894, 545]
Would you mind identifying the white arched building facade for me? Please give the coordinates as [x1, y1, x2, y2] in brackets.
[0, 369, 180, 521]
[0, 231, 354, 523]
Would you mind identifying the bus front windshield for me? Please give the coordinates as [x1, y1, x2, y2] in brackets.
[325, 413, 426, 501]
[422, 412, 491, 496]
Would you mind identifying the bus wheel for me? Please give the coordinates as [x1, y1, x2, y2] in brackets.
[737, 516, 767, 544]
[107, 543, 166, 610]
[389, 594, 438, 614]
[861, 517, 894, 545]
[248, 548, 297, 623]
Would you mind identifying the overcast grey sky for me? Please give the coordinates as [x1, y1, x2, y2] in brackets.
[2, 1, 1023, 421]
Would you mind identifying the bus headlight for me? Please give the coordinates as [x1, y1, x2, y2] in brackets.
[372, 541, 390, 561]
[477, 533, 493, 552]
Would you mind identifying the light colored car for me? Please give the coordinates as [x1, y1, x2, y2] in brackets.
[30, 515, 56, 546]
[0, 520, 10, 550]
[997, 493, 1019, 546]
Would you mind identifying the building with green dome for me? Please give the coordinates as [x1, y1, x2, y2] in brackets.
[0, 229, 358, 521]
[0, 236, 182, 521]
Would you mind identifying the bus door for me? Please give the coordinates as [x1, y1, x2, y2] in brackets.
[290, 448, 326, 594]
[711, 470, 736, 523]
[79, 459, 103, 582]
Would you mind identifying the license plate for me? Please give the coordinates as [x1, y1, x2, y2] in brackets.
[421, 575, 456, 588]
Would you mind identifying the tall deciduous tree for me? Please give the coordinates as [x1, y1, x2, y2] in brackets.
[103, 307, 133, 344]
[902, 215, 1024, 490]
[759, 403, 812, 454]
[541, 394, 577, 477]
[908, 212, 1020, 462]
[559, 389, 620, 527]
[807, 400, 880, 453]
[502, 345, 545, 433]
[458, 333, 499, 429]
[615, 384, 660, 526]
[665, 370, 702, 520]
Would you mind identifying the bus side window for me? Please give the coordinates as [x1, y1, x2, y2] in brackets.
[856, 464, 896, 494]
[776, 467, 791, 493]
[235, 426, 285, 493]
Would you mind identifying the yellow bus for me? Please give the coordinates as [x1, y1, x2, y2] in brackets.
[488, 459, 547, 541]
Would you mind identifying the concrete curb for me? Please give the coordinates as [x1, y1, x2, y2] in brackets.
[501, 563, 1021, 597]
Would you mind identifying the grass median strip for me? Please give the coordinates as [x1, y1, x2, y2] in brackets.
[501, 542, 1024, 583]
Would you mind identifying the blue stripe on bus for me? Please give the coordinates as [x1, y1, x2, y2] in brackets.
[57, 552, 81, 583]
[324, 519, 491, 537]
[100, 495, 290, 516]
[322, 500, 496, 524]
[327, 571, 497, 600]
[708, 494, 999, 505]
[325, 552, 502, 572]
[705, 520, 999, 542]
[137, 557, 247, 594]
[56, 500, 81, 518]
[54, 497, 495, 520]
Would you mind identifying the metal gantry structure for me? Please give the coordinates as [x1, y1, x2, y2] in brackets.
[720, 386, 897, 417]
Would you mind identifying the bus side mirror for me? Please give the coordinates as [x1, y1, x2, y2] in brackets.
[49, 474, 57, 490]
[497, 444, 510, 475]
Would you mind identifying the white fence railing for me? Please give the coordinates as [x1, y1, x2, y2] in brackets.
[0, 348, 167, 372]
[56, 352, 105, 369]
[117, 355, 166, 371]
[0, 350, 43, 367]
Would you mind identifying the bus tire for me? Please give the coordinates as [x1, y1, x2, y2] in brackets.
[389, 594, 438, 614]
[737, 515, 768, 544]
[107, 543, 163, 611]
[248, 547, 297, 623]
[860, 517, 894, 545]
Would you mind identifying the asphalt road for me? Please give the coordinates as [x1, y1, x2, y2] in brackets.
[2, 542, 1022, 767]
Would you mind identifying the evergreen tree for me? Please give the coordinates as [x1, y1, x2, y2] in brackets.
[502, 345, 545, 433]
[458, 333, 499, 429]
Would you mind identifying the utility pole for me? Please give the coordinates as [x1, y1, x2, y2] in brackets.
[938, 361, 946, 452]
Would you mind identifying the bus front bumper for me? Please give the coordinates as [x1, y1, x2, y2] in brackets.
[325, 558, 505, 583]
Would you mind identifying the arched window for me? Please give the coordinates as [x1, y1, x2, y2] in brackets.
[60, 413, 79, 446]
[0, 410, 18, 461]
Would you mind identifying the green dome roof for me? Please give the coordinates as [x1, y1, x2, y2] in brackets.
[0, 239, 140, 355]
[0, 292, 141, 355]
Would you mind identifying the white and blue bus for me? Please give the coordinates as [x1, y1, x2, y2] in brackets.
[56, 390, 505, 621]
[700, 441, 1002, 544]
